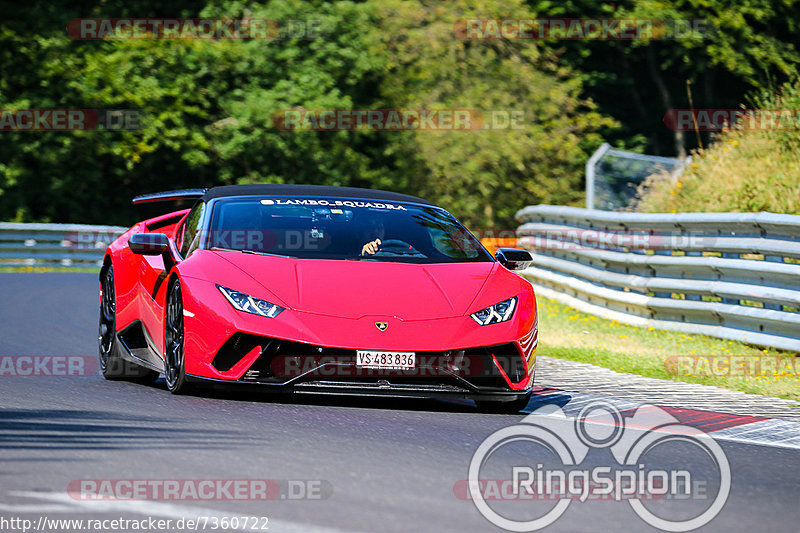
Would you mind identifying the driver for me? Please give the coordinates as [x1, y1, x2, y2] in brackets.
[360, 216, 385, 256]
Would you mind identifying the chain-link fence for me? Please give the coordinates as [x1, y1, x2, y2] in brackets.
[586, 143, 687, 210]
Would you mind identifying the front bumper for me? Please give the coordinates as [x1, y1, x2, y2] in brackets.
[179, 278, 537, 399]
[186, 333, 536, 401]
[185, 374, 532, 402]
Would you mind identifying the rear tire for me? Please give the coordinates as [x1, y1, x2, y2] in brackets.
[98, 266, 159, 382]
[164, 279, 192, 394]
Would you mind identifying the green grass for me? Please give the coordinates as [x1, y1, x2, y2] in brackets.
[536, 297, 800, 403]
[635, 78, 800, 215]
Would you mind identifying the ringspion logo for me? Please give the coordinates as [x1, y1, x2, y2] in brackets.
[463, 401, 730, 531]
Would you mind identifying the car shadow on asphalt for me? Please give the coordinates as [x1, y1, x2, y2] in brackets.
[0, 408, 250, 452]
[136, 377, 573, 415]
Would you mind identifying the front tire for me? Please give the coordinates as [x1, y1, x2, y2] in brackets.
[164, 279, 192, 394]
[98, 265, 159, 383]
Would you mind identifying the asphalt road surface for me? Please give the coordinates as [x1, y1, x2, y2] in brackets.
[0, 273, 798, 532]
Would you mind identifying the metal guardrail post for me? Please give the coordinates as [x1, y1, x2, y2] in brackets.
[585, 143, 609, 210]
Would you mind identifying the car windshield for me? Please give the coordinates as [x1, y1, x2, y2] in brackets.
[206, 197, 493, 263]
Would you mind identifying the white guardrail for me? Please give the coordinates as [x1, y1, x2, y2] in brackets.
[3, 214, 799, 352]
[0, 223, 126, 268]
[516, 205, 800, 352]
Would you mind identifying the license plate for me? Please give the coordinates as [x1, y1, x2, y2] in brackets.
[356, 350, 415, 370]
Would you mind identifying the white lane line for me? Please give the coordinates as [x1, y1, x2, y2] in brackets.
[523, 392, 800, 450]
[711, 419, 800, 450]
[713, 419, 798, 438]
[10, 491, 357, 533]
[709, 434, 800, 450]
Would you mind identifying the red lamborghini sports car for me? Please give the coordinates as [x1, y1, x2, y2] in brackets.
[99, 185, 538, 412]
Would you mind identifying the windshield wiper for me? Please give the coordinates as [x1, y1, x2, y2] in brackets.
[210, 246, 297, 259]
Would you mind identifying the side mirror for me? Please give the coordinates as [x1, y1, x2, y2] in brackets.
[495, 248, 532, 271]
[129, 233, 169, 255]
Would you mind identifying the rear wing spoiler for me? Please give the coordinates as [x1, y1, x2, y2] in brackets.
[132, 189, 207, 205]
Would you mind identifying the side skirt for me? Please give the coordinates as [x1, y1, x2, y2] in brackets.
[116, 320, 165, 373]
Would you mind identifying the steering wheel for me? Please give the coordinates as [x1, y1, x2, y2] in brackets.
[374, 239, 420, 256]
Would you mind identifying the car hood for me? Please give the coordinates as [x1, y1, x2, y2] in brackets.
[211, 251, 500, 320]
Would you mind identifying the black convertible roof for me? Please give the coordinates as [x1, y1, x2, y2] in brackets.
[203, 184, 435, 206]
[133, 184, 435, 206]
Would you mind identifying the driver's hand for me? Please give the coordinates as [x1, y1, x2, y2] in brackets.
[361, 238, 382, 255]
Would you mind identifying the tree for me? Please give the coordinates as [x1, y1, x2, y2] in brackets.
[375, 0, 616, 229]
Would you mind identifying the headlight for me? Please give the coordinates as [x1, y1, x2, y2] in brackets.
[217, 285, 285, 318]
[470, 297, 517, 325]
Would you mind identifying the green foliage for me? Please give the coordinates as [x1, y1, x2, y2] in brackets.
[635, 77, 800, 214]
[528, 0, 800, 156]
[0, 1, 390, 224]
[0, 0, 799, 226]
[375, 0, 615, 228]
